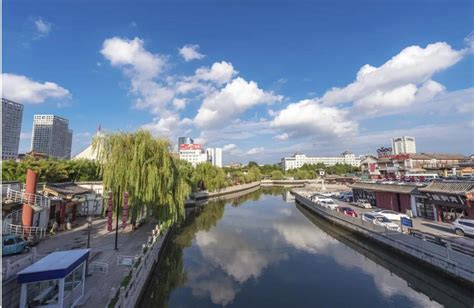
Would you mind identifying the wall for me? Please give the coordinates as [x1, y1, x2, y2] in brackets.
[294, 193, 474, 285]
[375, 192, 411, 214]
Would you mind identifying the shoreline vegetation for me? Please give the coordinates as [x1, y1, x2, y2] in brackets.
[1, 130, 360, 228]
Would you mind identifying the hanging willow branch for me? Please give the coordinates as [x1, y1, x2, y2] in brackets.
[93, 130, 191, 226]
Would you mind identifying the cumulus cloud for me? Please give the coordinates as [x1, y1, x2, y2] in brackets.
[195, 61, 237, 84]
[194, 77, 282, 129]
[223, 144, 237, 151]
[271, 99, 358, 138]
[2, 73, 70, 104]
[172, 98, 187, 110]
[34, 18, 52, 36]
[179, 44, 205, 61]
[273, 133, 289, 141]
[320, 42, 465, 116]
[246, 147, 264, 155]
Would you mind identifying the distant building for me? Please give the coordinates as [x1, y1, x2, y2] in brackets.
[73, 130, 104, 160]
[281, 151, 361, 171]
[179, 143, 208, 166]
[391, 136, 416, 154]
[2, 98, 23, 160]
[31, 115, 73, 159]
[178, 136, 194, 150]
[206, 148, 223, 167]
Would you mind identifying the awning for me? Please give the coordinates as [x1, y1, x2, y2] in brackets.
[17, 249, 90, 283]
[428, 200, 469, 210]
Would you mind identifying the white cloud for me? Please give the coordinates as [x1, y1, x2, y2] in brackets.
[271, 99, 358, 138]
[246, 147, 264, 155]
[223, 144, 237, 151]
[194, 77, 282, 129]
[101, 37, 166, 80]
[2, 73, 70, 104]
[101, 37, 172, 113]
[179, 44, 205, 61]
[172, 98, 187, 110]
[35, 18, 52, 35]
[320, 42, 465, 116]
[195, 61, 237, 84]
[20, 132, 31, 140]
[273, 133, 289, 141]
[141, 113, 181, 136]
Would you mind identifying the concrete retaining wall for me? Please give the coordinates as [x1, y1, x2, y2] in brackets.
[193, 182, 261, 201]
[295, 193, 474, 286]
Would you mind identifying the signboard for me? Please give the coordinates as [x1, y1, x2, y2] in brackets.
[107, 191, 113, 232]
[122, 191, 128, 229]
[369, 163, 377, 173]
[401, 217, 413, 228]
[179, 143, 202, 150]
[376, 146, 392, 158]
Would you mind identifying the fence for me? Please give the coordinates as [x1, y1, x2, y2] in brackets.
[2, 247, 45, 281]
[4, 223, 47, 239]
[107, 225, 169, 308]
[294, 193, 474, 284]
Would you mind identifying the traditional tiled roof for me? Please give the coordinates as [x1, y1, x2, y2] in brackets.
[416, 153, 467, 160]
[418, 181, 474, 195]
[44, 182, 92, 196]
[350, 182, 422, 194]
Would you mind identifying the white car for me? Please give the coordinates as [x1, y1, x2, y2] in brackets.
[353, 199, 372, 209]
[371, 209, 409, 221]
[319, 200, 339, 210]
[452, 218, 474, 237]
[362, 213, 400, 231]
[319, 192, 334, 197]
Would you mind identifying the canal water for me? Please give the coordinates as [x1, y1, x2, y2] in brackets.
[139, 188, 473, 308]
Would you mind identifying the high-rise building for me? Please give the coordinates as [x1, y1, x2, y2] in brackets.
[2, 98, 24, 160]
[178, 136, 194, 149]
[31, 115, 73, 159]
[206, 148, 223, 167]
[391, 136, 416, 154]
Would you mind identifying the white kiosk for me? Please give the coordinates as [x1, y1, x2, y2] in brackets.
[17, 249, 90, 308]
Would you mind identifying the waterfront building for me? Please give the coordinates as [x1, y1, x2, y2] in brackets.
[31, 115, 73, 159]
[178, 136, 194, 149]
[391, 136, 416, 154]
[351, 180, 474, 222]
[179, 143, 208, 166]
[360, 153, 467, 178]
[281, 151, 361, 171]
[2, 98, 24, 160]
[206, 148, 223, 167]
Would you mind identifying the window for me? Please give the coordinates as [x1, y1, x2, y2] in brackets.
[4, 238, 15, 246]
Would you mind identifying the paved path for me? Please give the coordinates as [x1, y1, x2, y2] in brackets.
[3, 217, 159, 308]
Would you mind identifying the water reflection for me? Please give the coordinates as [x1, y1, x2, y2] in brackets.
[139, 189, 473, 308]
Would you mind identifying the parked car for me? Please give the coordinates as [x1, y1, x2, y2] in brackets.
[353, 199, 372, 209]
[2, 235, 29, 256]
[319, 200, 339, 210]
[452, 218, 474, 237]
[338, 207, 357, 217]
[339, 193, 353, 202]
[371, 209, 409, 221]
[361, 214, 400, 231]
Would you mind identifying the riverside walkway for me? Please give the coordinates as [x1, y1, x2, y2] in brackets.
[2, 217, 160, 308]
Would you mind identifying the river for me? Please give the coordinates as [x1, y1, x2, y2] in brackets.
[139, 188, 473, 308]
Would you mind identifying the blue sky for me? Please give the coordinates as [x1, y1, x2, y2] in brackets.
[4, 0, 474, 164]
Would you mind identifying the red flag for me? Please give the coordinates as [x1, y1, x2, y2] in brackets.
[107, 191, 113, 231]
[122, 192, 128, 229]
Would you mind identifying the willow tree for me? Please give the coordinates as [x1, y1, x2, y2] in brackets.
[93, 130, 191, 226]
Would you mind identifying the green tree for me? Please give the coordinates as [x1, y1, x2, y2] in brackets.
[93, 130, 191, 226]
[270, 170, 284, 180]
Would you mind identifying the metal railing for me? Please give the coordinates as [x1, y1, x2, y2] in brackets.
[5, 188, 50, 209]
[4, 223, 47, 239]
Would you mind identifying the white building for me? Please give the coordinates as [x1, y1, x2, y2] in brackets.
[2, 98, 23, 160]
[179, 144, 208, 167]
[281, 151, 361, 171]
[73, 130, 104, 160]
[206, 148, 223, 168]
[391, 136, 416, 154]
[31, 115, 73, 159]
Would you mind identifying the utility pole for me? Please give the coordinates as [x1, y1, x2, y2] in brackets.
[114, 187, 120, 251]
